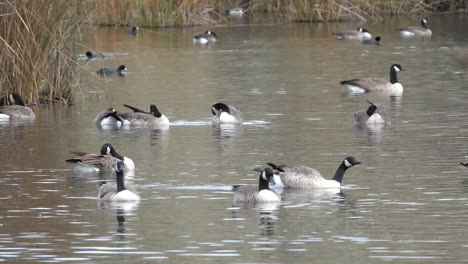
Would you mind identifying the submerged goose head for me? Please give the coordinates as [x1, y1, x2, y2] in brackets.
[366, 101, 378, 116]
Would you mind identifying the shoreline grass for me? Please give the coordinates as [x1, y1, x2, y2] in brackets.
[94, 0, 467, 27]
[0, 0, 92, 105]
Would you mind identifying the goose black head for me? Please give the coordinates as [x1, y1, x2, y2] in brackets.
[9, 93, 26, 106]
[85, 51, 93, 59]
[211, 102, 230, 115]
[343, 156, 361, 168]
[261, 168, 276, 185]
[100, 143, 114, 155]
[366, 101, 378, 116]
[205, 30, 217, 38]
[116, 161, 126, 173]
[149, 104, 162, 118]
[357, 27, 369, 33]
[421, 18, 428, 27]
[391, 64, 405, 72]
[375, 36, 381, 42]
[117, 65, 127, 72]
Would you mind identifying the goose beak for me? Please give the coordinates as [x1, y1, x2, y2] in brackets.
[269, 176, 276, 185]
[354, 160, 362, 165]
[400, 68, 406, 71]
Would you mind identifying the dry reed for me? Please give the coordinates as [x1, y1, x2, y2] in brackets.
[0, 0, 92, 104]
[94, 0, 466, 27]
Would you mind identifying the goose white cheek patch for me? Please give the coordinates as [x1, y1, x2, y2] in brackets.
[344, 159, 352, 168]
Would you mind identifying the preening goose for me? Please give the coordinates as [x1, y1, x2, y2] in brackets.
[98, 161, 140, 201]
[354, 101, 387, 126]
[398, 18, 432, 38]
[66, 143, 135, 172]
[340, 64, 406, 93]
[267, 156, 361, 189]
[232, 168, 280, 203]
[333, 27, 372, 41]
[193, 30, 218, 44]
[94, 108, 126, 127]
[0, 93, 36, 120]
[121, 104, 170, 128]
[211, 102, 244, 124]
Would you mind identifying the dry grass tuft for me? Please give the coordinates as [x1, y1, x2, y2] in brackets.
[0, 0, 92, 104]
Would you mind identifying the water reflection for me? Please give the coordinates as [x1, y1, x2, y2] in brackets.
[282, 188, 344, 202]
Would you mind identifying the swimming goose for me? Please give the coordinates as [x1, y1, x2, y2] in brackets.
[94, 108, 126, 127]
[354, 101, 387, 125]
[66, 143, 135, 172]
[267, 156, 361, 189]
[127, 26, 139, 35]
[193, 30, 218, 44]
[97, 65, 127, 76]
[333, 27, 372, 41]
[0, 93, 36, 119]
[398, 18, 432, 38]
[121, 104, 170, 127]
[85, 51, 105, 60]
[340, 64, 406, 93]
[211, 102, 244, 124]
[232, 168, 281, 203]
[361, 36, 381, 45]
[98, 161, 140, 201]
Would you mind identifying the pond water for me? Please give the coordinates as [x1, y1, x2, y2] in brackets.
[1, 14, 468, 263]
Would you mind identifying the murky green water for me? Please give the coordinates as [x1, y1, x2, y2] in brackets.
[1, 15, 468, 263]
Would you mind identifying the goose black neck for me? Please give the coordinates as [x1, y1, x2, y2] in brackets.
[150, 105, 162, 118]
[110, 149, 124, 161]
[116, 171, 126, 193]
[331, 162, 348, 183]
[389, 68, 399, 84]
[421, 20, 427, 29]
[258, 176, 270, 191]
[366, 105, 377, 116]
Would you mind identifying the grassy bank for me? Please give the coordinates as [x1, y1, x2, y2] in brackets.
[0, 0, 92, 104]
[94, 0, 467, 27]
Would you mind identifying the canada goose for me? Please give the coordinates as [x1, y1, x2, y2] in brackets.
[226, 8, 245, 15]
[340, 64, 406, 93]
[193, 30, 218, 44]
[66, 143, 135, 172]
[333, 27, 372, 41]
[127, 26, 139, 35]
[398, 18, 432, 38]
[121, 104, 170, 128]
[98, 161, 140, 201]
[0, 93, 36, 119]
[354, 101, 387, 125]
[267, 156, 361, 189]
[232, 168, 281, 203]
[85, 51, 105, 60]
[362, 36, 381, 45]
[97, 65, 127, 76]
[94, 108, 126, 127]
[211, 102, 244, 124]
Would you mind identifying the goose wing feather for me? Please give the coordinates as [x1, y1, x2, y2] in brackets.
[0, 105, 36, 119]
[341, 78, 391, 91]
[233, 184, 259, 203]
[270, 165, 328, 188]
